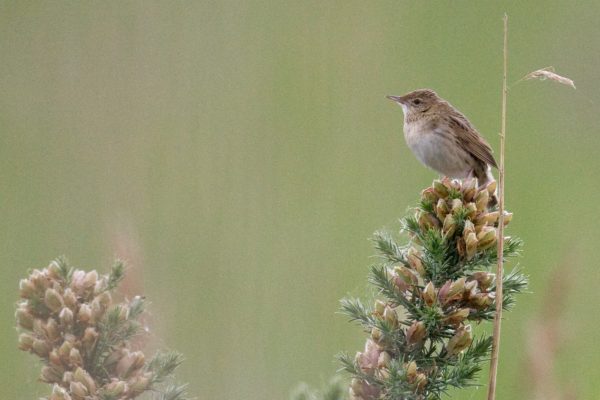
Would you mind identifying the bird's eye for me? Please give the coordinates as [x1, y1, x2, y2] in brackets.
[412, 99, 422, 105]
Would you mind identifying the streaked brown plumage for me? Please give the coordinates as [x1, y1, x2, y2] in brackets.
[387, 89, 497, 187]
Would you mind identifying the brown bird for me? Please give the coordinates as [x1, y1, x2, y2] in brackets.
[387, 89, 497, 187]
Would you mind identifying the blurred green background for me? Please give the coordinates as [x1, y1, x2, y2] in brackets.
[1, 1, 599, 399]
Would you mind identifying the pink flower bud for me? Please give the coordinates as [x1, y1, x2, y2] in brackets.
[444, 308, 470, 326]
[19, 279, 36, 299]
[82, 327, 99, 350]
[486, 180, 497, 195]
[418, 211, 440, 231]
[477, 226, 497, 250]
[377, 351, 391, 369]
[463, 179, 477, 202]
[450, 198, 463, 214]
[69, 348, 83, 366]
[47, 261, 62, 279]
[448, 278, 466, 299]
[394, 266, 418, 285]
[442, 214, 457, 237]
[422, 282, 436, 306]
[82, 271, 98, 290]
[58, 340, 73, 361]
[63, 289, 77, 309]
[406, 321, 426, 345]
[44, 318, 60, 341]
[383, 307, 398, 327]
[73, 367, 96, 394]
[464, 202, 478, 218]
[18, 333, 34, 351]
[104, 380, 128, 397]
[405, 361, 417, 379]
[465, 232, 478, 260]
[41, 365, 63, 383]
[15, 306, 34, 330]
[44, 288, 64, 313]
[446, 325, 473, 356]
[373, 300, 385, 316]
[78, 304, 92, 323]
[421, 187, 439, 203]
[32, 338, 51, 357]
[435, 198, 449, 219]
[49, 384, 72, 400]
[475, 190, 489, 211]
[128, 373, 152, 395]
[471, 272, 494, 291]
[69, 381, 88, 398]
[432, 180, 449, 198]
[59, 307, 74, 325]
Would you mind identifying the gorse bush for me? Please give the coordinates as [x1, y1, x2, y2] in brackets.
[15, 258, 189, 400]
[338, 178, 527, 400]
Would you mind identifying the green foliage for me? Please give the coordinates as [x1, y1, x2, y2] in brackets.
[147, 351, 185, 385]
[152, 384, 191, 400]
[106, 259, 125, 291]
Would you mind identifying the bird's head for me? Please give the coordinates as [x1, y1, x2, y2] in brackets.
[387, 89, 440, 114]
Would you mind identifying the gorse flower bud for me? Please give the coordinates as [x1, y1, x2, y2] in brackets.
[370, 327, 383, 343]
[19, 279, 36, 298]
[477, 226, 497, 250]
[446, 325, 473, 356]
[406, 248, 425, 276]
[435, 198, 449, 219]
[422, 282, 436, 306]
[63, 288, 77, 309]
[377, 351, 391, 369]
[471, 271, 494, 291]
[18, 333, 34, 351]
[69, 348, 83, 366]
[15, 258, 189, 400]
[15, 306, 34, 330]
[32, 338, 52, 357]
[103, 380, 127, 397]
[394, 266, 418, 285]
[444, 308, 470, 326]
[465, 231, 478, 259]
[432, 180, 449, 197]
[406, 321, 426, 346]
[374, 300, 385, 316]
[82, 270, 98, 290]
[77, 304, 92, 324]
[41, 365, 63, 383]
[69, 381, 88, 398]
[418, 211, 440, 231]
[475, 189, 489, 211]
[44, 318, 60, 342]
[59, 307, 74, 325]
[50, 384, 72, 400]
[442, 214, 457, 237]
[383, 306, 398, 327]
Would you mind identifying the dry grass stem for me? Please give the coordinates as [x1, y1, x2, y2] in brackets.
[522, 66, 576, 89]
[487, 13, 508, 400]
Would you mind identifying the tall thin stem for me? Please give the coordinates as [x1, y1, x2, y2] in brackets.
[487, 13, 508, 400]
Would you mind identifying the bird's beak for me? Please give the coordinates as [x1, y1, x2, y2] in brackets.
[386, 95, 404, 104]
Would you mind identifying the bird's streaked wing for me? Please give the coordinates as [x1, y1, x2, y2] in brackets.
[449, 113, 498, 168]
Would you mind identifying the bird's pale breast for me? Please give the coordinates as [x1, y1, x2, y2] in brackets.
[404, 119, 474, 178]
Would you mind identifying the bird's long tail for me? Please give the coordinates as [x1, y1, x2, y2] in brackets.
[475, 165, 498, 207]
